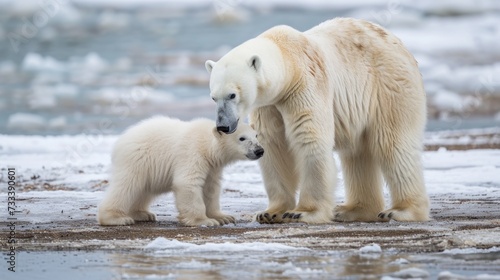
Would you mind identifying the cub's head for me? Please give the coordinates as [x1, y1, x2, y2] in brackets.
[213, 122, 264, 161]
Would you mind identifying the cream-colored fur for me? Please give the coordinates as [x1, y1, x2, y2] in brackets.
[97, 116, 263, 227]
[206, 18, 429, 224]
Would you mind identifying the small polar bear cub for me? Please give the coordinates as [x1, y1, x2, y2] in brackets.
[98, 116, 264, 227]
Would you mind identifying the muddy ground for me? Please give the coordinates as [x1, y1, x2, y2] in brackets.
[2, 196, 499, 254]
[1, 139, 499, 255]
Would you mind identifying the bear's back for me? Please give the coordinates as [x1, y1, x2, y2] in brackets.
[113, 116, 215, 161]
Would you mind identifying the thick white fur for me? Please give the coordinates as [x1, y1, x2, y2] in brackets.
[97, 116, 262, 226]
[206, 18, 429, 223]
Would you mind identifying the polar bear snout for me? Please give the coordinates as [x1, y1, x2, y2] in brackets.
[254, 147, 265, 158]
[247, 146, 264, 160]
[216, 101, 239, 134]
[216, 118, 239, 134]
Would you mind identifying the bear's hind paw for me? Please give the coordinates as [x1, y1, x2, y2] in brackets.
[99, 215, 135, 226]
[181, 217, 221, 227]
[378, 208, 430, 222]
[211, 215, 235, 225]
[334, 205, 381, 222]
[130, 210, 157, 222]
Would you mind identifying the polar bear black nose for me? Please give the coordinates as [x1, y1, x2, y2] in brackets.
[217, 126, 230, 133]
[255, 148, 264, 158]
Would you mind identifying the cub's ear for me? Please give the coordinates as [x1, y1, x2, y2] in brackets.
[250, 123, 255, 130]
[249, 55, 261, 71]
[205, 60, 216, 73]
[212, 127, 222, 138]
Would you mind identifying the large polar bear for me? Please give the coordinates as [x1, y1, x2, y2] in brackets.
[205, 18, 429, 224]
[98, 116, 264, 226]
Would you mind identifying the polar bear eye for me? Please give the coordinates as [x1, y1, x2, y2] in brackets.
[229, 93, 236, 99]
[239, 137, 246, 141]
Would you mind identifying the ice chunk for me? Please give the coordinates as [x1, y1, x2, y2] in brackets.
[145, 238, 307, 252]
[7, 113, 46, 130]
[83, 52, 108, 72]
[390, 267, 430, 278]
[359, 243, 382, 254]
[48, 116, 67, 129]
[22, 53, 65, 72]
[432, 90, 464, 111]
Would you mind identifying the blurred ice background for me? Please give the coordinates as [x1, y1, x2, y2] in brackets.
[0, 0, 499, 135]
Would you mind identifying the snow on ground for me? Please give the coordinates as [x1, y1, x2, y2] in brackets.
[0, 130, 499, 225]
[1, 131, 499, 279]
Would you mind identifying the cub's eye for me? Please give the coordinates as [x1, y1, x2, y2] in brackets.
[239, 137, 246, 141]
[229, 93, 236, 99]
[211, 97, 215, 101]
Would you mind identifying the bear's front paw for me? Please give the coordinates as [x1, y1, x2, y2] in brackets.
[334, 205, 381, 222]
[181, 217, 221, 227]
[256, 211, 284, 224]
[210, 214, 235, 225]
[130, 210, 157, 222]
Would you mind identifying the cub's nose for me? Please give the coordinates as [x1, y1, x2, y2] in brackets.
[217, 126, 230, 133]
[255, 148, 264, 158]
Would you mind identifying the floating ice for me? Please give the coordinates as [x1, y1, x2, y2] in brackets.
[175, 259, 212, 269]
[282, 267, 325, 276]
[145, 237, 307, 252]
[432, 90, 464, 112]
[82, 52, 108, 72]
[442, 247, 500, 255]
[389, 258, 410, 265]
[48, 116, 67, 129]
[438, 271, 500, 280]
[22, 52, 65, 72]
[7, 113, 46, 130]
[390, 267, 430, 278]
[359, 243, 382, 254]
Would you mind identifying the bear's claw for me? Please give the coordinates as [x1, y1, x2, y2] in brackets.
[256, 212, 282, 224]
[282, 212, 302, 222]
[377, 212, 393, 220]
[282, 212, 302, 220]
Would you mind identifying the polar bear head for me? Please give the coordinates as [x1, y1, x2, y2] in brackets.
[213, 122, 264, 161]
[205, 56, 260, 134]
[205, 38, 284, 134]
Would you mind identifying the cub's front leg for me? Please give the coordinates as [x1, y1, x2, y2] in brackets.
[203, 171, 235, 225]
[172, 171, 220, 227]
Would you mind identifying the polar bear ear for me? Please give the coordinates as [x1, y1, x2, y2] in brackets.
[205, 60, 216, 73]
[249, 55, 261, 71]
